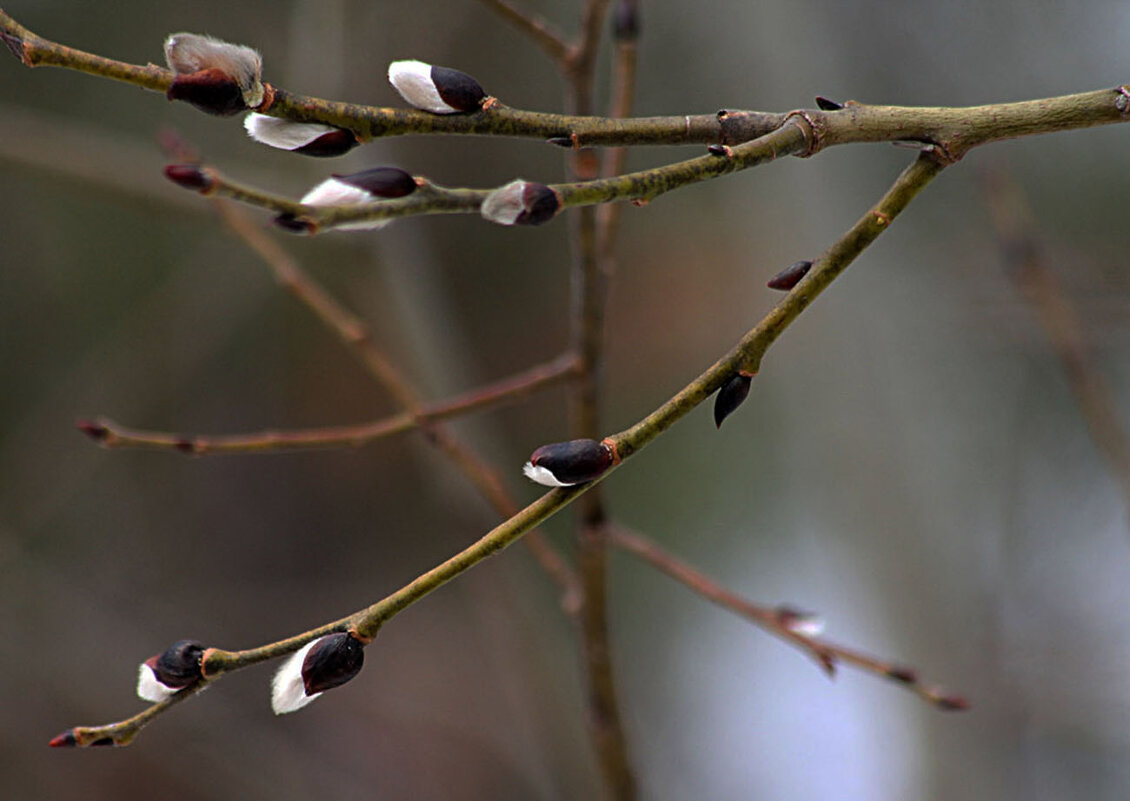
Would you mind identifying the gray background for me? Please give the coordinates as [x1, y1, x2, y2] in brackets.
[2, 1, 1129, 798]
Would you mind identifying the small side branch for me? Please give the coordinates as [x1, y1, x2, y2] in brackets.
[477, 0, 571, 64]
[607, 525, 968, 709]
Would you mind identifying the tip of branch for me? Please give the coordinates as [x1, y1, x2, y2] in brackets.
[936, 695, 971, 712]
[164, 164, 212, 192]
[75, 419, 109, 442]
[48, 729, 76, 748]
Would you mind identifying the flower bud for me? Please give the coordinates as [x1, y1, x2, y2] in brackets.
[48, 729, 77, 748]
[775, 606, 826, 637]
[387, 60, 487, 114]
[767, 260, 812, 291]
[815, 96, 844, 111]
[137, 639, 204, 702]
[523, 438, 617, 487]
[481, 179, 562, 226]
[713, 372, 753, 429]
[164, 33, 264, 116]
[271, 632, 365, 715]
[293, 167, 418, 232]
[242, 113, 359, 157]
[164, 164, 213, 192]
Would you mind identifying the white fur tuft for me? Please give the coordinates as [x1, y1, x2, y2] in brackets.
[271, 639, 323, 715]
[387, 60, 457, 114]
[523, 462, 570, 487]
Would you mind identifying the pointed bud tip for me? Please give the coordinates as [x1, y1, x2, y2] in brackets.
[815, 96, 844, 111]
[713, 372, 753, 428]
[48, 730, 77, 748]
[937, 695, 971, 712]
[76, 420, 109, 441]
[164, 164, 212, 192]
[767, 260, 813, 291]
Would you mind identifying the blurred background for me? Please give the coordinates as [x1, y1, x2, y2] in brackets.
[2, 1, 1129, 798]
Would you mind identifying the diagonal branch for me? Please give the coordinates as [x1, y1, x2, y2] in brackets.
[50, 148, 948, 748]
[477, 0, 571, 64]
[606, 525, 968, 709]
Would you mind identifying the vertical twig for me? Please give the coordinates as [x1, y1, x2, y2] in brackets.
[563, 2, 637, 799]
[982, 169, 1130, 528]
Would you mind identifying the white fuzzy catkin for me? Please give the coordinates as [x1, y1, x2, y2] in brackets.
[243, 113, 336, 151]
[164, 33, 264, 106]
[270, 639, 322, 715]
[387, 60, 457, 114]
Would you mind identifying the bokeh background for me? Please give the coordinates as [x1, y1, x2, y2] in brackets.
[3, 1, 1130, 798]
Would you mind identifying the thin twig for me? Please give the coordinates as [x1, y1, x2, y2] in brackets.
[606, 525, 968, 709]
[982, 169, 1130, 526]
[477, 0, 571, 64]
[52, 147, 947, 748]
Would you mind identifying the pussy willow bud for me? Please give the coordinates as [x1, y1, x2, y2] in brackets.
[713, 372, 753, 429]
[137, 639, 204, 702]
[290, 166, 418, 232]
[271, 632, 365, 714]
[815, 96, 844, 111]
[523, 438, 617, 487]
[481, 180, 562, 226]
[163, 164, 213, 192]
[387, 60, 487, 114]
[767, 260, 812, 291]
[164, 33, 263, 116]
[243, 113, 359, 157]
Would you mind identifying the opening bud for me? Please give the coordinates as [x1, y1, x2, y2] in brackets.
[713, 372, 753, 429]
[295, 167, 417, 232]
[272, 632, 365, 714]
[524, 438, 617, 487]
[243, 113, 359, 158]
[767, 260, 812, 291]
[137, 639, 204, 702]
[481, 179, 562, 226]
[164, 33, 264, 116]
[387, 60, 487, 114]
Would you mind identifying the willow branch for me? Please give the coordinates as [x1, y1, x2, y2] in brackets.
[982, 169, 1130, 525]
[53, 144, 947, 748]
[607, 525, 968, 709]
[7, 11, 1123, 151]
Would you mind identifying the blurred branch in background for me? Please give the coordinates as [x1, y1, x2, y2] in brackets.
[982, 169, 1130, 529]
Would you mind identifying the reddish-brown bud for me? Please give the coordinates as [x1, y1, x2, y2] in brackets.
[164, 33, 263, 115]
[167, 69, 246, 116]
[48, 729, 77, 748]
[767, 260, 812, 290]
[293, 129, 360, 158]
[714, 372, 753, 429]
[524, 438, 616, 486]
[164, 164, 212, 192]
[76, 419, 109, 441]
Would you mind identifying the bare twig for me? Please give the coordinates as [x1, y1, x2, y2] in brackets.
[607, 525, 968, 709]
[982, 169, 1130, 525]
[477, 0, 571, 64]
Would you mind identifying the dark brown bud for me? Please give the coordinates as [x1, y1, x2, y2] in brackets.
[714, 372, 753, 429]
[76, 419, 109, 441]
[524, 438, 616, 486]
[273, 214, 316, 235]
[388, 60, 486, 114]
[335, 167, 417, 199]
[547, 136, 574, 148]
[301, 632, 365, 695]
[292, 129, 360, 158]
[167, 69, 247, 116]
[164, 164, 212, 192]
[767, 260, 812, 291]
[707, 144, 732, 157]
[152, 640, 204, 687]
[430, 65, 487, 112]
[886, 666, 919, 685]
[815, 96, 844, 111]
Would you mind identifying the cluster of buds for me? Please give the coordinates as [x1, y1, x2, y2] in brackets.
[164, 33, 263, 116]
[243, 113, 359, 158]
[481, 179, 562, 226]
[275, 166, 418, 233]
[136, 639, 205, 702]
[271, 631, 366, 714]
[387, 60, 488, 114]
[523, 438, 619, 487]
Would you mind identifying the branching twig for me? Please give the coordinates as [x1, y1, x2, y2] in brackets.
[606, 525, 968, 709]
[982, 169, 1130, 526]
[477, 0, 571, 64]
